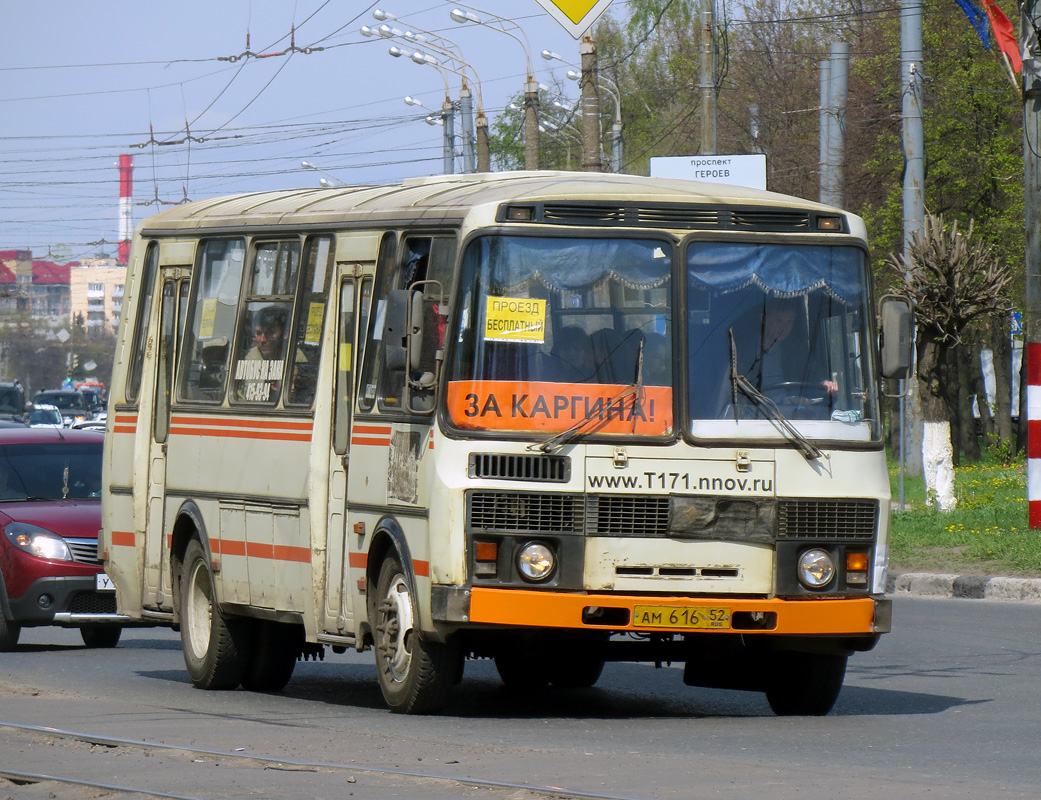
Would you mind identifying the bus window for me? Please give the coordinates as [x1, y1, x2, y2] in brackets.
[179, 239, 247, 403]
[126, 241, 160, 403]
[357, 234, 396, 413]
[287, 236, 334, 406]
[231, 240, 302, 405]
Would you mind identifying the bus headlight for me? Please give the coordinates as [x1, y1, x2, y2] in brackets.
[517, 541, 555, 582]
[797, 548, 835, 589]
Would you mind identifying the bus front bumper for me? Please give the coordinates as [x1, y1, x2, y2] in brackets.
[436, 587, 891, 637]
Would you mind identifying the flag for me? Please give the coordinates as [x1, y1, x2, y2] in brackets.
[955, 0, 991, 50]
[981, 0, 1022, 73]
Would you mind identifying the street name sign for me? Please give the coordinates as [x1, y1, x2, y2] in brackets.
[533, 0, 616, 39]
[649, 154, 768, 190]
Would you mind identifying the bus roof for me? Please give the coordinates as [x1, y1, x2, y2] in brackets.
[136, 171, 852, 235]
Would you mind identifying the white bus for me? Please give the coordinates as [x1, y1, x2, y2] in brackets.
[102, 171, 911, 715]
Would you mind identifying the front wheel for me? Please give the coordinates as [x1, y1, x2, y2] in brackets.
[179, 538, 252, 690]
[373, 555, 459, 714]
[764, 652, 847, 716]
[0, 611, 20, 652]
[80, 625, 121, 648]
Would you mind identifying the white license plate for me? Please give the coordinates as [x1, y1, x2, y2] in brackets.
[95, 572, 115, 592]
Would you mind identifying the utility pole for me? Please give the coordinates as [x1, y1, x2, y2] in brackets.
[459, 81, 475, 173]
[1023, 0, 1041, 526]
[699, 0, 716, 154]
[901, 0, 926, 501]
[476, 111, 490, 172]
[442, 97, 456, 174]
[820, 43, 848, 208]
[580, 36, 603, 172]
[819, 59, 831, 201]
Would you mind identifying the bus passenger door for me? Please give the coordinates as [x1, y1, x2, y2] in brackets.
[144, 272, 189, 607]
[323, 277, 365, 633]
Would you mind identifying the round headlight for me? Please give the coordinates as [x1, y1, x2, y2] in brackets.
[797, 548, 835, 589]
[516, 541, 555, 582]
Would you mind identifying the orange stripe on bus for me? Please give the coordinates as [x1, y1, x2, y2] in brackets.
[468, 589, 879, 636]
[352, 425, 392, 434]
[210, 538, 309, 563]
[350, 437, 390, 446]
[171, 415, 313, 431]
[169, 426, 311, 442]
[113, 426, 137, 434]
[110, 530, 136, 547]
[114, 414, 137, 423]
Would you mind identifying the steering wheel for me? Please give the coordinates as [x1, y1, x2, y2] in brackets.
[761, 381, 828, 405]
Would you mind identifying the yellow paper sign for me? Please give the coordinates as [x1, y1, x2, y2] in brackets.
[306, 302, 325, 343]
[484, 296, 546, 343]
[199, 298, 217, 338]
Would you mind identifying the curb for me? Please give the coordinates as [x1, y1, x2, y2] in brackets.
[886, 572, 1041, 603]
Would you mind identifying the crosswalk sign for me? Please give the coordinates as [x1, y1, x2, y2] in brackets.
[532, 0, 616, 39]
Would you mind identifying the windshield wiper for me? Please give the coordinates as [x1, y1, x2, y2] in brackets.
[727, 329, 823, 462]
[531, 338, 645, 454]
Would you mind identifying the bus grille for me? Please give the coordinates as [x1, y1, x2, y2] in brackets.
[586, 495, 671, 536]
[732, 209, 811, 230]
[66, 538, 101, 565]
[467, 491, 582, 532]
[469, 453, 570, 483]
[777, 499, 878, 540]
[543, 203, 626, 223]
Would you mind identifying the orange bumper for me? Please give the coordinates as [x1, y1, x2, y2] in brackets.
[468, 587, 885, 636]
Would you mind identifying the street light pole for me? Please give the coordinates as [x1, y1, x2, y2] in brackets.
[579, 37, 602, 172]
[450, 3, 539, 170]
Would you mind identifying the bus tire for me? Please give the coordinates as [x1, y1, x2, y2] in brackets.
[548, 654, 605, 689]
[80, 625, 122, 648]
[180, 538, 252, 690]
[241, 620, 301, 693]
[373, 555, 457, 714]
[494, 647, 549, 689]
[764, 652, 847, 716]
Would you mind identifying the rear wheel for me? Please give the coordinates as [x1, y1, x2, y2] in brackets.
[494, 647, 550, 689]
[765, 652, 847, 716]
[80, 625, 122, 648]
[180, 538, 252, 690]
[373, 555, 459, 714]
[241, 620, 301, 692]
[548, 654, 605, 689]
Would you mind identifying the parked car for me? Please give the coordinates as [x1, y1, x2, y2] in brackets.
[0, 428, 135, 649]
[0, 381, 26, 425]
[32, 389, 93, 427]
[28, 404, 64, 430]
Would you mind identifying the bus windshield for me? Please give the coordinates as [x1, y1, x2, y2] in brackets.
[687, 241, 881, 443]
[446, 235, 674, 438]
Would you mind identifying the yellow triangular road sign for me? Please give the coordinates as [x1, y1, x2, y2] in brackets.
[532, 0, 616, 39]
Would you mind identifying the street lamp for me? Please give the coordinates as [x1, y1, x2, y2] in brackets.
[300, 161, 346, 186]
[449, 3, 539, 171]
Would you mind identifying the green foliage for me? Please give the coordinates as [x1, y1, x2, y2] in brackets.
[889, 455, 1039, 576]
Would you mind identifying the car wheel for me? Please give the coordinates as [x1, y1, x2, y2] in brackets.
[80, 625, 121, 648]
[373, 555, 459, 714]
[0, 611, 21, 652]
[179, 538, 252, 690]
[241, 620, 301, 693]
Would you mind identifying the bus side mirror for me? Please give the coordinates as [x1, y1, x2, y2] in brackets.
[879, 296, 913, 380]
[384, 289, 409, 372]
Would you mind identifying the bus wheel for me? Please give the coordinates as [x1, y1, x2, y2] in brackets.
[494, 647, 549, 689]
[764, 652, 847, 716]
[80, 625, 122, 648]
[241, 621, 301, 693]
[180, 538, 252, 690]
[373, 555, 457, 714]
[548, 654, 605, 689]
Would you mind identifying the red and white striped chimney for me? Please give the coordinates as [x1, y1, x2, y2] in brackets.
[118, 154, 133, 264]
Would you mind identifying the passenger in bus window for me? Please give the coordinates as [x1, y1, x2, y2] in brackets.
[235, 305, 300, 402]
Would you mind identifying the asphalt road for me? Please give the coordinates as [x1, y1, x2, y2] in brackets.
[1, 596, 1039, 799]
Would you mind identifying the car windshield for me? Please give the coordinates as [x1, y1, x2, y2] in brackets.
[686, 240, 880, 443]
[445, 235, 673, 439]
[29, 408, 62, 426]
[35, 393, 85, 411]
[0, 442, 102, 501]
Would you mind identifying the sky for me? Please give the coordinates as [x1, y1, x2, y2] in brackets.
[0, 1, 624, 263]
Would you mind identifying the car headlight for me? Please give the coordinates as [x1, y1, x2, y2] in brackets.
[797, 548, 835, 589]
[4, 522, 73, 561]
[516, 541, 555, 582]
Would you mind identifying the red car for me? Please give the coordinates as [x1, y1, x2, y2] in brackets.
[0, 427, 133, 649]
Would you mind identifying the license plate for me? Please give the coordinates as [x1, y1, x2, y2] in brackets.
[95, 572, 115, 592]
[632, 605, 731, 629]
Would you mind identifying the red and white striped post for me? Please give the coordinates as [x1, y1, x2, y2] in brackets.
[118, 154, 133, 265]
[1029, 342, 1041, 527]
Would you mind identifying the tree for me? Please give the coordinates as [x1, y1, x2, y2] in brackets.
[888, 214, 1013, 509]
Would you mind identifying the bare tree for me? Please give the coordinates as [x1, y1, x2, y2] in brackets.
[888, 213, 1013, 509]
